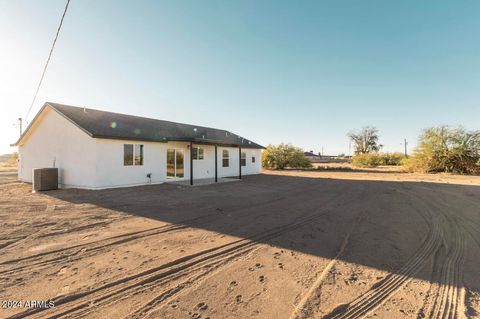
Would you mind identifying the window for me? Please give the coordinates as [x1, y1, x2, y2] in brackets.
[124, 144, 133, 166]
[252, 156, 256, 163]
[192, 147, 204, 160]
[222, 150, 229, 167]
[241, 151, 246, 166]
[135, 144, 144, 165]
[124, 144, 144, 166]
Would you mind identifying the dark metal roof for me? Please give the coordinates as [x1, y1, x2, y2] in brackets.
[304, 151, 319, 157]
[16, 102, 264, 148]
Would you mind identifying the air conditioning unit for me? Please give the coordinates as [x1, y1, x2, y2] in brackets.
[33, 168, 58, 192]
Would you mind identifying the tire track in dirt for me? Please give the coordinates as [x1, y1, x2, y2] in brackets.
[424, 224, 466, 319]
[0, 185, 299, 268]
[289, 211, 365, 319]
[110, 246, 261, 319]
[0, 205, 131, 253]
[324, 220, 442, 319]
[120, 187, 369, 319]
[413, 184, 474, 319]
[9, 193, 348, 319]
[79, 204, 346, 319]
[0, 186, 340, 278]
[119, 187, 369, 319]
[0, 199, 271, 272]
[36, 220, 112, 238]
[417, 214, 467, 319]
[0, 223, 59, 251]
[321, 185, 471, 319]
[0, 220, 113, 252]
[0, 223, 189, 276]
[321, 188, 443, 319]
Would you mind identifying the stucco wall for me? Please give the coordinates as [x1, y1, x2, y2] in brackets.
[191, 144, 215, 179]
[94, 141, 262, 189]
[213, 146, 258, 178]
[191, 145, 261, 179]
[94, 139, 192, 188]
[240, 148, 263, 175]
[18, 107, 97, 188]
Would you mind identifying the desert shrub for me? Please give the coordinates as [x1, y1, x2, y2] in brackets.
[352, 153, 405, 167]
[262, 144, 312, 169]
[352, 153, 382, 167]
[380, 152, 405, 166]
[404, 126, 480, 175]
[402, 156, 427, 173]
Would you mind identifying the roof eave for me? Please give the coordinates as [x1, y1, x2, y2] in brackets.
[92, 135, 264, 149]
[11, 103, 49, 146]
[12, 102, 95, 147]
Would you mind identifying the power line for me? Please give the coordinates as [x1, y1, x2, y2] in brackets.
[24, 0, 71, 121]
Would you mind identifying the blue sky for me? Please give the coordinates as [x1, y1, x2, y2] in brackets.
[1, 0, 479, 155]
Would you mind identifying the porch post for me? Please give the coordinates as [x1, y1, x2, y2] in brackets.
[190, 141, 193, 185]
[239, 146, 242, 179]
[215, 145, 218, 183]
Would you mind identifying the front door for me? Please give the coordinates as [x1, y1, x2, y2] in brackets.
[167, 149, 184, 178]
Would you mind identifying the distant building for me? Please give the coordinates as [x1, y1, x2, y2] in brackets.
[304, 151, 321, 162]
[304, 150, 350, 163]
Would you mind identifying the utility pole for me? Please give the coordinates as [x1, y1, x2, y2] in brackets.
[403, 138, 408, 157]
[18, 118, 23, 136]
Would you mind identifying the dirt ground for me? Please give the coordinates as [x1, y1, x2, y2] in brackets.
[0, 169, 17, 185]
[1, 169, 480, 319]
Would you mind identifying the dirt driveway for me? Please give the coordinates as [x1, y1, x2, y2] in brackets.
[1, 170, 479, 319]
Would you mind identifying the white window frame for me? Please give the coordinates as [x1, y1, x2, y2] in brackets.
[241, 151, 247, 167]
[192, 147, 204, 160]
[222, 149, 229, 167]
[124, 143, 144, 166]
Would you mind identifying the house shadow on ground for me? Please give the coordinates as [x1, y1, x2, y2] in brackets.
[46, 173, 480, 298]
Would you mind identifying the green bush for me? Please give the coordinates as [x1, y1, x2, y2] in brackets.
[352, 153, 405, 168]
[352, 153, 382, 167]
[262, 144, 312, 169]
[381, 152, 405, 166]
[402, 156, 427, 173]
[404, 126, 480, 175]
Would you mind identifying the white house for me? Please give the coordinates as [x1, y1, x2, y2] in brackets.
[14, 102, 264, 189]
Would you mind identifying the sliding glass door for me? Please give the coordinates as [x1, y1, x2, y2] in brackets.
[167, 149, 184, 178]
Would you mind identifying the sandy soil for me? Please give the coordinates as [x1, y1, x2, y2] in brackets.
[1, 170, 480, 319]
[0, 169, 17, 185]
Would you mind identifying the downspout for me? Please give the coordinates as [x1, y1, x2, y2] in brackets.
[190, 141, 193, 185]
[239, 146, 242, 179]
[215, 145, 218, 183]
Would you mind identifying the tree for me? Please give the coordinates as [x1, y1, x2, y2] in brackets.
[404, 126, 480, 174]
[262, 144, 312, 169]
[348, 126, 382, 154]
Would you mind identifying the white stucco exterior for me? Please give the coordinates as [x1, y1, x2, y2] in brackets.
[18, 107, 97, 189]
[17, 106, 262, 189]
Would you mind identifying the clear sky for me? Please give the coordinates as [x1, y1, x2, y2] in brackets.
[1, 0, 479, 156]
